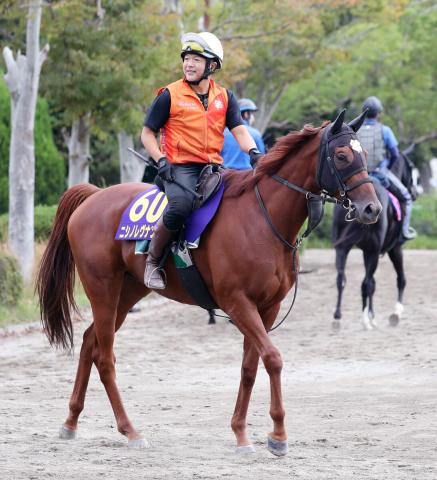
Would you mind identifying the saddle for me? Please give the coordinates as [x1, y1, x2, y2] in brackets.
[194, 164, 224, 209]
[154, 164, 223, 210]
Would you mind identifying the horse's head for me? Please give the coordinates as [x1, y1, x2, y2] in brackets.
[317, 109, 382, 224]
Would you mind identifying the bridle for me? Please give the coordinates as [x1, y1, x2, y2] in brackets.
[317, 125, 372, 203]
[252, 122, 372, 332]
[255, 123, 372, 251]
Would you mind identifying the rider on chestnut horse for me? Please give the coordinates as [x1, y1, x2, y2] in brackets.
[140, 32, 263, 290]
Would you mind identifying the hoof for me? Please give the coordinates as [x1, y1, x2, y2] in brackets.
[332, 319, 341, 332]
[128, 437, 149, 449]
[267, 436, 288, 456]
[389, 313, 400, 327]
[369, 317, 378, 329]
[361, 321, 373, 331]
[361, 307, 374, 330]
[389, 302, 403, 327]
[235, 444, 256, 454]
[59, 425, 77, 440]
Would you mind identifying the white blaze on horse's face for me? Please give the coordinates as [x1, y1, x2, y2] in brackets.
[350, 139, 363, 153]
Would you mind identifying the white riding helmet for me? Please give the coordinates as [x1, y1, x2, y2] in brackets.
[181, 32, 224, 69]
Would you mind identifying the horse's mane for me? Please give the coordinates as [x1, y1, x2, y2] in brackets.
[223, 121, 329, 198]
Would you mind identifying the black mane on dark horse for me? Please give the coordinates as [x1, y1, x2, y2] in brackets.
[331, 150, 417, 330]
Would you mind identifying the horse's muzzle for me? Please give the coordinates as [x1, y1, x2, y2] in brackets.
[355, 200, 382, 224]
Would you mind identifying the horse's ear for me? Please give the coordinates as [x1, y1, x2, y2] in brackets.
[348, 109, 367, 133]
[331, 109, 346, 135]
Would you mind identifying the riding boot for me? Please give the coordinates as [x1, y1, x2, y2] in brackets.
[401, 198, 416, 240]
[388, 184, 416, 241]
[144, 217, 175, 289]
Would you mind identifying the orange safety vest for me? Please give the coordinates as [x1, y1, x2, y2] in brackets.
[158, 78, 228, 165]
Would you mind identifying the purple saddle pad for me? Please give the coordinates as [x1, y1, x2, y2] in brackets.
[115, 182, 224, 242]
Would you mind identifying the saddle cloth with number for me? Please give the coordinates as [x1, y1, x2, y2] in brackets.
[115, 183, 224, 244]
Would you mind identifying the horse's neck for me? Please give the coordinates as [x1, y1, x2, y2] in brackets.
[394, 155, 411, 188]
[258, 142, 319, 243]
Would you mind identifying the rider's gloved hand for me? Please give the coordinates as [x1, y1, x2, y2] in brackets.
[249, 148, 263, 168]
[157, 156, 173, 182]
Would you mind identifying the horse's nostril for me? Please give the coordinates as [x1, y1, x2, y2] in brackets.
[364, 203, 381, 218]
[364, 204, 374, 215]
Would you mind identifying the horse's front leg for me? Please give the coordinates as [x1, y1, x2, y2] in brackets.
[387, 244, 406, 326]
[259, 303, 288, 456]
[333, 247, 350, 330]
[226, 299, 288, 456]
[362, 251, 379, 330]
[231, 336, 260, 453]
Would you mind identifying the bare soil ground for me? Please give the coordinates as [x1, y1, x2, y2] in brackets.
[0, 249, 436, 480]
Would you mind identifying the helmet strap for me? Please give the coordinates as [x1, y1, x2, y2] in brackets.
[185, 59, 215, 85]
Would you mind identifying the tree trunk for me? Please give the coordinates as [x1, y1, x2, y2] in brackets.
[254, 84, 288, 135]
[118, 131, 145, 183]
[2, 1, 49, 283]
[420, 160, 436, 193]
[66, 114, 91, 187]
[161, 0, 182, 14]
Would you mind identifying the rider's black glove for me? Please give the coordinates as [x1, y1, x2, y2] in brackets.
[249, 148, 263, 168]
[157, 156, 173, 182]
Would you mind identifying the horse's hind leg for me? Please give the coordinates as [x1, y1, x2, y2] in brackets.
[387, 244, 406, 326]
[92, 277, 151, 447]
[61, 275, 149, 446]
[60, 323, 96, 439]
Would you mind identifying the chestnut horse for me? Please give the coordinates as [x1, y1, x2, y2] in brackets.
[37, 111, 381, 455]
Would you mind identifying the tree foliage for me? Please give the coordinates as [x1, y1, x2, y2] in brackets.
[273, 0, 437, 165]
[1, 0, 436, 200]
[41, 0, 180, 138]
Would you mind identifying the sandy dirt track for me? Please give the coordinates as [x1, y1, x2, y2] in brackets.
[0, 249, 436, 480]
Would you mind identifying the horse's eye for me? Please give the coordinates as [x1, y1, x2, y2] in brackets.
[337, 154, 347, 161]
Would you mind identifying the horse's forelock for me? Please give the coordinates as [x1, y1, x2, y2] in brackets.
[224, 121, 329, 198]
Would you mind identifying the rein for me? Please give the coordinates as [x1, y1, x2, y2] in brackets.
[251, 125, 373, 332]
[219, 121, 374, 333]
[253, 176, 341, 332]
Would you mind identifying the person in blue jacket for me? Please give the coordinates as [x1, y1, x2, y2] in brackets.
[357, 96, 416, 240]
[222, 98, 266, 170]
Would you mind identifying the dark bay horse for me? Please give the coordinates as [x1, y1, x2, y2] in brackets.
[332, 150, 417, 330]
[37, 110, 381, 455]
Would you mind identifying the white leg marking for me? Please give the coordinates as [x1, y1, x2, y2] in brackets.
[362, 307, 373, 330]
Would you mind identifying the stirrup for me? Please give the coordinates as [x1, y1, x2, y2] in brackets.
[402, 226, 417, 241]
[144, 266, 167, 289]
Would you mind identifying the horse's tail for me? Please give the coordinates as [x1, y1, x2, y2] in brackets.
[36, 183, 100, 351]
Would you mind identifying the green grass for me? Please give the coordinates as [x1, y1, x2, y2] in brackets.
[0, 270, 90, 329]
[300, 192, 437, 249]
[403, 235, 437, 249]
